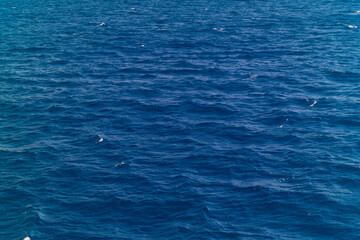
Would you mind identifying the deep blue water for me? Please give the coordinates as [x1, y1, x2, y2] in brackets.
[1, 0, 360, 239]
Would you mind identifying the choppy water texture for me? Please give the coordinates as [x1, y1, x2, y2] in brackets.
[1, 0, 360, 239]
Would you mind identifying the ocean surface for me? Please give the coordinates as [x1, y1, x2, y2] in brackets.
[1, 0, 360, 239]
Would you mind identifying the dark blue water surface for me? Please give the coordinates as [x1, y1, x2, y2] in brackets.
[1, 0, 360, 239]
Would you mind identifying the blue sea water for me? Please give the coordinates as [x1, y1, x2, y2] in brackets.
[1, 0, 360, 239]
